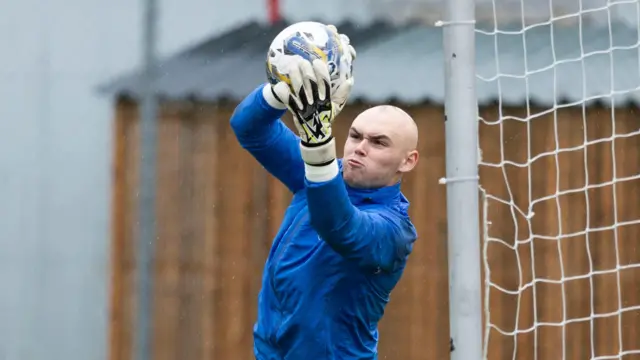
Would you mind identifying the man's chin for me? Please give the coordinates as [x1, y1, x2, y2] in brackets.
[343, 173, 370, 189]
[342, 171, 359, 187]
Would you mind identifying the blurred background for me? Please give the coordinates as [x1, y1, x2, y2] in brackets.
[2, 0, 640, 359]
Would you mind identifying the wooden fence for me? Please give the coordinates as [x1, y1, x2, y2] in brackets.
[109, 99, 640, 360]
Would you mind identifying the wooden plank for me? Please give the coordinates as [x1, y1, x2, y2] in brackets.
[108, 99, 133, 360]
[176, 106, 200, 359]
[122, 105, 141, 360]
[152, 110, 182, 360]
[196, 105, 219, 360]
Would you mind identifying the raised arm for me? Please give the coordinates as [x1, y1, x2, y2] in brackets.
[232, 22, 357, 195]
[266, 31, 416, 272]
[230, 84, 305, 193]
[305, 173, 417, 273]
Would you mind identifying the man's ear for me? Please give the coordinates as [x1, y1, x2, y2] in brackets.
[399, 150, 419, 173]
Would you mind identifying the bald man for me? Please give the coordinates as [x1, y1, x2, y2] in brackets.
[230, 32, 418, 360]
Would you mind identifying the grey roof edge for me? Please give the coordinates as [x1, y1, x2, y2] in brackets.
[94, 20, 270, 97]
[94, 18, 420, 100]
[95, 18, 640, 108]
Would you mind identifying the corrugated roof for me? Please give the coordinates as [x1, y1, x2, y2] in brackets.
[98, 19, 640, 106]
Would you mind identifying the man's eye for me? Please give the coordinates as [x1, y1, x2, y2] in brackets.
[349, 133, 360, 139]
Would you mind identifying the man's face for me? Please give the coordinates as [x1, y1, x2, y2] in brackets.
[342, 106, 419, 189]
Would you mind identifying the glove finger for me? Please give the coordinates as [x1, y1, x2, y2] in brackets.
[332, 77, 353, 116]
[336, 77, 354, 100]
[288, 58, 305, 111]
[272, 82, 302, 117]
[336, 32, 355, 60]
[272, 82, 292, 105]
[339, 33, 351, 46]
[298, 60, 317, 106]
[311, 59, 331, 102]
[348, 44, 357, 60]
[328, 24, 355, 61]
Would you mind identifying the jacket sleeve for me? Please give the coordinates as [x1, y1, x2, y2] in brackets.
[305, 175, 417, 273]
[230, 84, 305, 194]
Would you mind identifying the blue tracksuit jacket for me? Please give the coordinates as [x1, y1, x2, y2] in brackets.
[230, 84, 418, 360]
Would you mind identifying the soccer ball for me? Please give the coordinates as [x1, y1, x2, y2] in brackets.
[266, 21, 354, 98]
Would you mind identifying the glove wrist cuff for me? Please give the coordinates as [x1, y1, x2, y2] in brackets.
[299, 138, 336, 166]
[304, 160, 339, 183]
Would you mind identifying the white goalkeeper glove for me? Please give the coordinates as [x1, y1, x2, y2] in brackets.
[262, 25, 356, 170]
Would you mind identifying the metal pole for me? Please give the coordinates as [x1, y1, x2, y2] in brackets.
[136, 0, 159, 358]
[441, 0, 483, 357]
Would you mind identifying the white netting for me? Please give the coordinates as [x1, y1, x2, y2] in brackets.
[368, 0, 640, 26]
[478, 0, 640, 359]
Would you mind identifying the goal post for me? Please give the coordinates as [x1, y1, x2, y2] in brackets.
[440, 0, 484, 360]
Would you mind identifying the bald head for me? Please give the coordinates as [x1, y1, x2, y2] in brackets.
[351, 105, 418, 151]
[342, 105, 420, 189]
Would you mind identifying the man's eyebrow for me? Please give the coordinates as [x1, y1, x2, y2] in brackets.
[370, 134, 392, 143]
[369, 133, 390, 139]
[350, 127, 393, 142]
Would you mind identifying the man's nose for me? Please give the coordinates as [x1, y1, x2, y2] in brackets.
[355, 141, 367, 156]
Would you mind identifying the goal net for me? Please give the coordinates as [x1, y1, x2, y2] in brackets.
[476, 0, 640, 358]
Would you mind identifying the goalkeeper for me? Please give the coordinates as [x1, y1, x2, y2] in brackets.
[230, 25, 420, 360]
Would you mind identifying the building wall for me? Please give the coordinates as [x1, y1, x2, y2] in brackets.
[110, 100, 640, 359]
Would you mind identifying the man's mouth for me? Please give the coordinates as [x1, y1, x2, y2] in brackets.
[347, 159, 364, 167]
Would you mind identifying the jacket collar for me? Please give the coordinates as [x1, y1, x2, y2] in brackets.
[338, 159, 404, 206]
[346, 181, 403, 205]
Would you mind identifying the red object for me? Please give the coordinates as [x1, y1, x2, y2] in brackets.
[268, 0, 280, 24]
